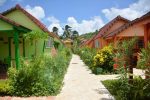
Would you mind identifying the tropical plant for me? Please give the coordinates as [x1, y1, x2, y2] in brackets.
[77, 47, 97, 71]
[23, 31, 48, 57]
[137, 43, 150, 78]
[62, 25, 72, 38]
[93, 45, 114, 74]
[110, 37, 150, 100]
[72, 30, 79, 40]
[52, 27, 59, 35]
[7, 46, 72, 96]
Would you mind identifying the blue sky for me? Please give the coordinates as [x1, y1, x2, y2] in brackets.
[0, 0, 150, 34]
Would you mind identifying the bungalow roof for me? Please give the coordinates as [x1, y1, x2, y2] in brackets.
[1, 4, 62, 42]
[94, 15, 130, 40]
[0, 14, 30, 32]
[104, 11, 150, 38]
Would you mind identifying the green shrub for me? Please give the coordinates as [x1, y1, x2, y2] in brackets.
[0, 80, 10, 95]
[93, 45, 114, 74]
[78, 47, 96, 69]
[102, 77, 150, 100]
[7, 47, 71, 97]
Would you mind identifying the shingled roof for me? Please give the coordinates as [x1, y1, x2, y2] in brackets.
[1, 4, 61, 41]
[104, 11, 150, 38]
[81, 16, 130, 46]
[94, 15, 130, 40]
[0, 14, 30, 32]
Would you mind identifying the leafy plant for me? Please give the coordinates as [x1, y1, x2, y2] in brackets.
[93, 45, 114, 74]
[0, 80, 10, 96]
[24, 31, 48, 57]
[102, 77, 150, 100]
[6, 47, 71, 96]
[137, 43, 150, 78]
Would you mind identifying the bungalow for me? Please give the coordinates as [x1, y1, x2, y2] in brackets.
[103, 11, 150, 49]
[0, 5, 61, 78]
[103, 11, 150, 66]
[81, 16, 130, 48]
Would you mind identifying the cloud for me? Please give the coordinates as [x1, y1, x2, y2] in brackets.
[0, 0, 6, 6]
[47, 16, 63, 35]
[102, 0, 150, 20]
[25, 5, 45, 20]
[67, 16, 104, 34]
[47, 16, 104, 35]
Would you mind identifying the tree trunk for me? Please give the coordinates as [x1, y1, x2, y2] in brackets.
[129, 55, 133, 84]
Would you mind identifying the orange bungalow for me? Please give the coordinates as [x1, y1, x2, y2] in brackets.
[104, 11, 150, 48]
[81, 16, 130, 49]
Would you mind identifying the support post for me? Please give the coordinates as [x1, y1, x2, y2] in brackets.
[43, 41, 45, 53]
[14, 30, 20, 70]
[23, 38, 25, 57]
[8, 37, 11, 67]
[114, 36, 117, 48]
[144, 25, 148, 48]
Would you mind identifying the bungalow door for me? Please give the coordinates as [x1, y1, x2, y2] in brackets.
[10, 38, 23, 66]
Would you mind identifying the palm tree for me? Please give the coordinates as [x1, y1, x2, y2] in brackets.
[62, 25, 72, 38]
[72, 30, 79, 40]
[52, 27, 58, 35]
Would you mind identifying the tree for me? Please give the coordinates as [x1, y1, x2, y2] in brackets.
[62, 25, 72, 38]
[23, 31, 48, 57]
[52, 27, 58, 35]
[72, 30, 79, 40]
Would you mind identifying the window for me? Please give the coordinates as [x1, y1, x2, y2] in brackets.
[137, 39, 144, 48]
[95, 39, 100, 48]
[45, 37, 53, 48]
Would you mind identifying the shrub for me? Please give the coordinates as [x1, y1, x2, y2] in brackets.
[106, 37, 150, 100]
[7, 47, 71, 97]
[137, 43, 150, 78]
[93, 45, 114, 74]
[78, 47, 96, 69]
[0, 80, 10, 95]
[102, 77, 150, 100]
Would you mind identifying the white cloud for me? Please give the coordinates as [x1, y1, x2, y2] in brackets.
[47, 16, 60, 24]
[25, 5, 45, 20]
[47, 16, 104, 35]
[0, 0, 6, 6]
[102, 0, 150, 20]
[67, 16, 104, 34]
[47, 16, 63, 35]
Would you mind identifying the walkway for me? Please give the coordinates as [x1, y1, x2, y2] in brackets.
[56, 55, 118, 100]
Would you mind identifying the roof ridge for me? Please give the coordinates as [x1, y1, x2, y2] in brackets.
[93, 15, 130, 40]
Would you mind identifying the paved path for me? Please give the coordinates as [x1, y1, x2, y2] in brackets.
[56, 55, 118, 100]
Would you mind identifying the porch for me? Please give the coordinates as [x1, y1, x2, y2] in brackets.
[0, 16, 30, 79]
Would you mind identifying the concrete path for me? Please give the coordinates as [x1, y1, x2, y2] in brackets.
[56, 55, 118, 100]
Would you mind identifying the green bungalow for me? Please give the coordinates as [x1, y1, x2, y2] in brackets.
[0, 4, 61, 79]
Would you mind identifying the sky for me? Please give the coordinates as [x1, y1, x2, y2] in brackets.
[0, 0, 150, 34]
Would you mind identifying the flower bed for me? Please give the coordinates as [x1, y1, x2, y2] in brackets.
[75, 46, 114, 74]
